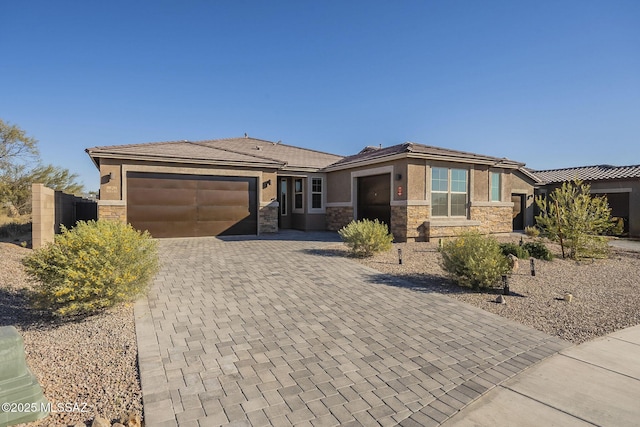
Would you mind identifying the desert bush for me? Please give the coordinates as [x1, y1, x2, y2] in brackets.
[522, 241, 554, 261]
[338, 219, 393, 257]
[22, 220, 159, 317]
[524, 226, 540, 238]
[499, 242, 530, 259]
[440, 231, 510, 289]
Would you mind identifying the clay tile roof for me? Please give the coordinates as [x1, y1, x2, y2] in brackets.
[325, 142, 523, 169]
[532, 164, 640, 184]
[86, 136, 343, 170]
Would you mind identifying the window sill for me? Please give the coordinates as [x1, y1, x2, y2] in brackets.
[470, 201, 514, 207]
[427, 219, 481, 227]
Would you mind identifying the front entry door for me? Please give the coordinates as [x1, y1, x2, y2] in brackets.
[512, 193, 526, 231]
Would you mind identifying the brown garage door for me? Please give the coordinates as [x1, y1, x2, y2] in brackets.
[127, 172, 257, 238]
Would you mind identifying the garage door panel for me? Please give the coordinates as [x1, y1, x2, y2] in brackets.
[197, 205, 252, 222]
[128, 204, 197, 222]
[197, 189, 255, 206]
[198, 179, 251, 192]
[126, 172, 257, 237]
[129, 188, 197, 206]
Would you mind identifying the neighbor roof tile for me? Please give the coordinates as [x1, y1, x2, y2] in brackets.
[532, 164, 640, 184]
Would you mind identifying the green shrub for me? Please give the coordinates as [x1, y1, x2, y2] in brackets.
[524, 226, 540, 238]
[440, 231, 510, 289]
[499, 242, 530, 259]
[338, 219, 393, 257]
[22, 220, 159, 317]
[522, 241, 554, 261]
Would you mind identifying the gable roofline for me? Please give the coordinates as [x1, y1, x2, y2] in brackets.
[531, 164, 640, 184]
[323, 142, 524, 172]
[517, 167, 543, 184]
[86, 139, 285, 169]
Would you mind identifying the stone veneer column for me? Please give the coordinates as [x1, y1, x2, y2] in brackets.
[259, 204, 278, 234]
[97, 202, 127, 223]
[391, 204, 430, 242]
[326, 206, 354, 231]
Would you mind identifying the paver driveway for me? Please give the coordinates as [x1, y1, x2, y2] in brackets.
[135, 233, 570, 427]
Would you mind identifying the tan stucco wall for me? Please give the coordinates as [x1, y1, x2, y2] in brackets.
[508, 170, 536, 228]
[326, 159, 407, 204]
[31, 184, 55, 249]
[472, 165, 489, 202]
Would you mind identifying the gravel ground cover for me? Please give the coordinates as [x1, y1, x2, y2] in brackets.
[341, 236, 640, 345]
[0, 242, 142, 427]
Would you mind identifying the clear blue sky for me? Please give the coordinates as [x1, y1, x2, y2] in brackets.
[2, 1, 639, 191]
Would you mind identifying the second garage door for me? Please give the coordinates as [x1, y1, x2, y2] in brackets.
[127, 172, 257, 238]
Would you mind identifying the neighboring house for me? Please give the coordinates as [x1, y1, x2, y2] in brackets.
[86, 136, 536, 241]
[533, 164, 640, 237]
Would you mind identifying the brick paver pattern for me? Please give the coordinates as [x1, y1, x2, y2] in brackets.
[135, 233, 570, 427]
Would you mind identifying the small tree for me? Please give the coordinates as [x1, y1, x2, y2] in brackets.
[0, 118, 39, 169]
[535, 180, 613, 259]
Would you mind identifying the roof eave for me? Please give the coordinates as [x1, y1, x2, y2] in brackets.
[280, 165, 326, 173]
[86, 151, 284, 169]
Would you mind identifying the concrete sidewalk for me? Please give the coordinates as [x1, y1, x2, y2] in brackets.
[441, 325, 640, 427]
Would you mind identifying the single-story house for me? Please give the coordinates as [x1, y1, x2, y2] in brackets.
[86, 136, 538, 241]
[533, 164, 640, 237]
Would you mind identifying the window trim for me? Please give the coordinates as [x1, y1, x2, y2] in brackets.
[310, 177, 323, 211]
[431, 167, 468, 218]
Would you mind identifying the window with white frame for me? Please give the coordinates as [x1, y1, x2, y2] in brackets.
[294, 178, 303, 210]
[311, 178, 323, 209]
[490, 172, 501, 202]
[431, 167, 468, 217]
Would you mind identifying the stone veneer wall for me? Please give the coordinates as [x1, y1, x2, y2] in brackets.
[390, 205, 430, 242]
[98, 204, 127, 222]
[471, 205, 513, 234]
[326, 206, 354, 231]
[428, 224, 481, 239]
[259, 205, 278, 234]
[426, 205, 512, 239]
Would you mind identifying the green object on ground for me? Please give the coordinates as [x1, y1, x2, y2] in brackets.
[0, 326, 49, 426]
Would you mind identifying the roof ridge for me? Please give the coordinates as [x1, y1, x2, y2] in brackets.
[87, 140, 192, 151]
[533, 164, 640, 173]
[187, 140, 287, 165]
